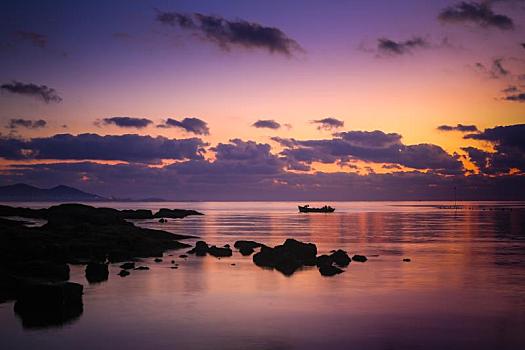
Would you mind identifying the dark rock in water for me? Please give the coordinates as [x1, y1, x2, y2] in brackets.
[13, 282, 83, 329]
[224, 244, 230, 248]
[10, 261, 70, 282]
[170, 266, 178, 269]
[208, 245, 233, 258]
[231, 263, 236, 266]
[119, 262, 135, 270]
[45, 204, 125, 228]
[158, 218, 167, 223]
[179, 254, 188, 258]
[187, 241, 209, 256]
[153, 208, 204, 219]
[352, 254, 368, 262]
[315, 254, 333, 268]
[331, 250, 351, 267]
[171, 260, 175, 264]
[253, 239, 317, 276]
[134, 266, 149, 270]
[118, 270, 130, 277]
[319, 265, 343, 276]
[403, 258, 411, 262]
[85, 263, 109, 283]
[119, 209, 153, 219]
[154, 258, 162, 263]
[234, 240, 265, 256]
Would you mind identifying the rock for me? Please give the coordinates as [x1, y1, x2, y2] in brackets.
[119, 262, 135, 270]
[154, 258, 162, 263]
[208, 245, 233, 258]
[134, 266, 149, 270]
[179, 254, 188, 258]
[224, 244, 230, 248]
[119, 209, 153, 219]
[253, 239, 317, 276]
[85, 263, 109, 283]
[231, 263, 236, 266]
[118, 270, 130, 277]
[13, 282, 83, 329]
[234, 240, 265, 256]
[352, 254, 368, 262]
[10, 261, 70, 282]
[319, 265, 344, 276]
[331, 250, 351, 267]
[170, 266, 178, 269]
[153, 208, 204, 219]
[158, 218, 167, 223]
[403, 258, 411, 262]
[315, 254, 333, 268]
[187, 241, 209, 256]
[171, 260, 175, 264]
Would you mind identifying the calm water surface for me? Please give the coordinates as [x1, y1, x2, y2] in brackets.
[1, 201, 524, 349]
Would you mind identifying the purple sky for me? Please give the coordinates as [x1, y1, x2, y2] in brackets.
[0, 0, 524, 200]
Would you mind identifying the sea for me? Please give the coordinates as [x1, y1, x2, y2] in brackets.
[0, 201, 524, 350]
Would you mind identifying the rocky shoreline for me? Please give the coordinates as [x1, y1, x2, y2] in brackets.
[0, 203, 369, 329]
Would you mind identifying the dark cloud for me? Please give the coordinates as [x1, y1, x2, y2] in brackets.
[312, 117, 344, 130]
[252, 119, 281, 129]
[502, 85, 519, 93]
[474, 58, 511, 79]
[14, 31, 47, 48]
[377, 37, 428, 55]
[522, 42, 525, 49]
[101, 117, 153, 129]
[157, 117, 210, 135]
[463, 124, 525, 174]
[277, 130, 463, 174]
[156, 11, 302, 56]
[437, 124, 479, 132]
[438, 1, 514, 30]
[2, 160, 523, 201]
[0, 133, 206, 163]
[6, 118, 47, 130]
[1, 81, 62, 103]
[504, 92, 525, 101]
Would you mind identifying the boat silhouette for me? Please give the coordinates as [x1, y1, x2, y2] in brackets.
[298, 205, 335, 213]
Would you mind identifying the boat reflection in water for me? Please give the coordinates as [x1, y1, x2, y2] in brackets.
[298, 205, 335, 213]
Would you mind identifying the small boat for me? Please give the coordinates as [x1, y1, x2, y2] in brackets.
[298, 205, 335, 213]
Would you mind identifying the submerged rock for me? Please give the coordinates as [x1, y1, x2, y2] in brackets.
[119, 262, 135, 270]
[331, 250, 351, 267]
[13, 282, 83, 329]
[319, 265, 344, 277]
[118, 270, 130, 277]
[85, 263, 109, 283]
[208, 245, 233, 258]
[153, 208, 204, 219]
[154, 258, 163, 263]
[134, 266, 149, 270]
[352, 254, 368, 262]
[234, 240, 265, 256]
[403, 258, 411, 262]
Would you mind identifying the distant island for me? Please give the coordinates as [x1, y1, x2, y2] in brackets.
[0, 184, 107, 202]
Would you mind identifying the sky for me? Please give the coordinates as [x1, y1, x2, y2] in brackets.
[0, 0, 524, 200]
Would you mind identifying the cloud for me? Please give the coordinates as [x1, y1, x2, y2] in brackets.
[502, 85, 519, 93]
[504, 92, 525, 102]
[277, 130, 463, 174]
[100, 117, 153, 129]
[438, 1, 514, 30]
[156, 11, 302, 56]
[463, 124, 525, 174]
[252, 119, 281, 129]
[437, 124, 479, 132]
[157, 117, 210, 135]
[6, 118, 47, 130]
[1, 81, 62, 103]
[377, 37, 429, 55]
[14, 31, 47, 48]
[0, 133, 207, 163]
[312, 117, 344, 130]
[474, 58, 510, 79]
[2, 160, 523, 201]
[522, 42, 525, 49]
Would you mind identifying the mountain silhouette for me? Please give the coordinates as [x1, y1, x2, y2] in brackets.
[0, 184, 106, 201]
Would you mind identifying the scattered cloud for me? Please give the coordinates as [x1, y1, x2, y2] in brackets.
[6, 118, 47, 130]
[437, 124, 479, 132]
[312, 117, 344, 130]
[157, 117, 210, 135]
[377, 37, 429, 56]
[100, 117, 153, 129]
[474, 58, 511, 79]
[463, 124, 525, 174]
[156, 11, 303, 56]
[1, 81, 62, 103]
[14, 31, 47, 48]
[252, 119, 281, 129]
[504, 92, 525, 102]
[0, 133, 207, 163]
[438, 1, 514, 30]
